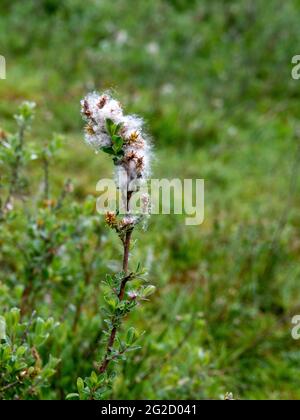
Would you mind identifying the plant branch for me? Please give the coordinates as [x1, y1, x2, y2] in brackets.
[72, 246, 92, 333]
[43, 156, 50, 201]
[3, 122, 26, 211]
[0, 380, 19, 394]
[98, 229, 133, 374]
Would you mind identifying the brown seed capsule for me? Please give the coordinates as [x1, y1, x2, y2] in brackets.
[0, 129, 7, 140]
[64, 181, 74, 193]
[85, 124, 95, 135]
[105, 211, 118, 228]
[82, 100, 92, 118]
[125, 151, 138, 162]
[98, 95, 108, 109]
[128, 131, 139, 143]
[43, 199, 56, 208]
[19, 370, 28, 379]
[136, 157, 144, 171]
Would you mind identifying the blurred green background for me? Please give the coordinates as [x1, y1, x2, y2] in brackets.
[1, 0, 300, 399]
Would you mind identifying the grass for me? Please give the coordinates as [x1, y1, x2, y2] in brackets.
[1, 0, 300, 400]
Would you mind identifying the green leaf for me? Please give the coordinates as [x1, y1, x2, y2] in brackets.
[90, 371, 98, 385]
[142, 285, 156, 298]
[113, 151, 125, 165]
[126, 345, 142, 352]
[126, 327, 138, 345]
[104, 295, 118, 311]
[77, 377, 84, 394]
[101, 146, 116, 156]
[112, 135, 123, 153]
[105, 119, 115, 136]
[6, 308, 20, 332]
[66, 393, 79, 400]
[16, 346, 27, 356]
[115, 122, 123, 133]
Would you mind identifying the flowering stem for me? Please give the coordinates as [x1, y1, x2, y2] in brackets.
[80, 92, 153, 384]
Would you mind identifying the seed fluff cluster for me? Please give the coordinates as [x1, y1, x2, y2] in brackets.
[81, 91, 152, 233]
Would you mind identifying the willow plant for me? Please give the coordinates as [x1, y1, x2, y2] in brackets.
[68, 92, 155, 400]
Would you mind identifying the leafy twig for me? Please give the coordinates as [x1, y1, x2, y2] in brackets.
[98, 229, 134, 374]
